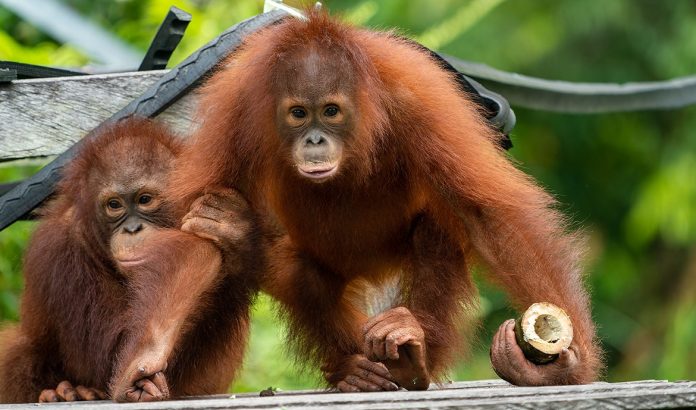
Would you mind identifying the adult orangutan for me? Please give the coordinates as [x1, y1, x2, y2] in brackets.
[0, 118, 259, 403]
[173, 10, 602, 391]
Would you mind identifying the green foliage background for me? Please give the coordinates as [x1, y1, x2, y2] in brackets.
[1, 0, 695, 391]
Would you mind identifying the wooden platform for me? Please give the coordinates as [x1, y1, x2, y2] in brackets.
[2, 380, 696, 409]
[0, 71, 196, 162]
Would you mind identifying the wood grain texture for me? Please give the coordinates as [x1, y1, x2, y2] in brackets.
[0, 71, 198, 162]
[1, 380, 694, 409]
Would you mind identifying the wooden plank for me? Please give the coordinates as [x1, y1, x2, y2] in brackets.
[0, 70, 198, 162]
[1, 380, 695, 409]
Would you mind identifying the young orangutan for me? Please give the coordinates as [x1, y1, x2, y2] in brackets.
[171, 10, 602, 391]
[0, 118, 259, 403]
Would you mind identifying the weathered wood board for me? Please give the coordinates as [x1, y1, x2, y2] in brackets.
[0, 70, 196, 162]
[1, 380, 695, 409]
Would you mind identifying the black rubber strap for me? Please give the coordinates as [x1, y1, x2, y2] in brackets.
[0, 68, 17, 82]
[404, 39, 515, 149]
[0, 182, 20, 197]
[0, 10, 288, 230]
[138, 6, 192, 71]
[444, 55, 696, 113]
[0, 62, 83, 79]
[429, 52, 515, 148]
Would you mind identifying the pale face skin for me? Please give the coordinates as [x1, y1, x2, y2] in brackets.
[99, 177, 169, 269]
[274, 48, 358, 183]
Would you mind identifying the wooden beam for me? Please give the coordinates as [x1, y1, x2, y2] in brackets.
[2, 380, 695, 409]
[0, 70, 197, 162]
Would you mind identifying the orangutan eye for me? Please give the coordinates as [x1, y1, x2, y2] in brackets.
[291, 107, 307, 119]
[138, 194, 152, 205]
[324, 105, 339, 117]
[107, 199, 122, 210]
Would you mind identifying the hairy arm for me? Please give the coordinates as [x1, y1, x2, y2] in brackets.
[423, 129, 601, 384]
[110, 230, 222, 402]
[390, 56, 601, 384]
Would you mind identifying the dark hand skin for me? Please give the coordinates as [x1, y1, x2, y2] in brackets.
[115, 186, 251, 404]
[115, 371, 169, 402]
[363, 307, 431, 390]
[38, 381, 107, 402]
[111, 348, 170, 403]
[490, 319, 581, 386]
[330, 355, 399, 393]
[181, 187, 254, 257]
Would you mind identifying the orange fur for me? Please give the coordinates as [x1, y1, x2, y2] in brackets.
[172, 10, 602, 386]
[0, 119, 256, 403]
